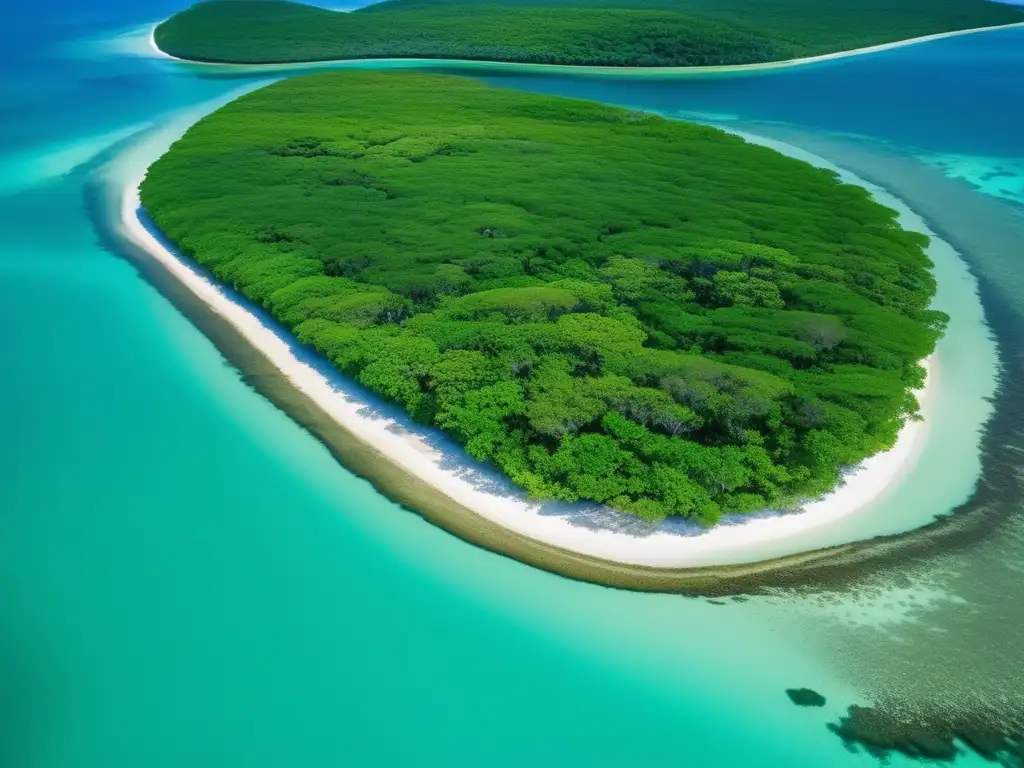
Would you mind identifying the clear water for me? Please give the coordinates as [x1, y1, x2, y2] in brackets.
[469, 26, 1024, 195]
[2, 3, 1023, 766]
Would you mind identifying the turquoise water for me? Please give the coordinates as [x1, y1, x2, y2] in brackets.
[3, 4, 1024, 766]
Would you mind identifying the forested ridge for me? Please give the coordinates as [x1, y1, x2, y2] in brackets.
[140, 72, 943, 525]
[153, 0, 1023, 67]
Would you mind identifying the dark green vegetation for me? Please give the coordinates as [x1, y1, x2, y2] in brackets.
[140, 72, 942, 524]
[154, 0, 1023, 66]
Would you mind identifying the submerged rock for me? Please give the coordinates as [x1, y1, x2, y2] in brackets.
[786, 688, 827, 707]
[830, 704, 1024, 763]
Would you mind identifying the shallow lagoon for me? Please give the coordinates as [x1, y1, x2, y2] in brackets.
[2, 3, 1024, 765]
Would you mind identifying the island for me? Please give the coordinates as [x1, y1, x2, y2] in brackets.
[152, 0, 1024, 67]
[139, 71, 942, 529]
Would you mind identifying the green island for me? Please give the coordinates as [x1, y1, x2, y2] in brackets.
[140, 72, 943, 525]
[153, 0, 1023, 67]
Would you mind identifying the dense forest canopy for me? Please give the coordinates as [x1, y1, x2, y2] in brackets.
[140, 72, 943, 525]
[153, 0, 1023, 66]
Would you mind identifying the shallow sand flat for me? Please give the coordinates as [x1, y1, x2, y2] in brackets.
[110, 94, 985, 570]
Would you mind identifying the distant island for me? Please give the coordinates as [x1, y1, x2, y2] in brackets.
[139, 72, 942, 526]
[153, 0, 1024, 67]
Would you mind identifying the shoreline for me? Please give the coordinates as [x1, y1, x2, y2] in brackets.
[118, 112, 943, 573]
[146, 20, 1024, 76]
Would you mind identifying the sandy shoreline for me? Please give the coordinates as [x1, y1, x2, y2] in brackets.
[146, 20, 1024, 76]
[118, 110, 941, 570]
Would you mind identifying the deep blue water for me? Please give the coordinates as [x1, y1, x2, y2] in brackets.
[475, 26, 1024, 159]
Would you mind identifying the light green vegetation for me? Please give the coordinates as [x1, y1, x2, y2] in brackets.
[154, 0, 1023, 66]
[140, 72, 943, 524]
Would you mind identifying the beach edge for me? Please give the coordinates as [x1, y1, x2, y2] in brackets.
[147, 19, 1024, 76]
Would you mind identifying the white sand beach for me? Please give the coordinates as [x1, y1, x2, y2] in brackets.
[146, 19, 1024, 76]
[114, 102, 947, 569]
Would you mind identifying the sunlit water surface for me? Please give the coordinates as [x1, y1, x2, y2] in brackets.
[2, 3, 1023, 766]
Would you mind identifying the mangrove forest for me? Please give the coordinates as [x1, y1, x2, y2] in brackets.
[140, 72, 944, 525]
[153, 0, 1024, 67]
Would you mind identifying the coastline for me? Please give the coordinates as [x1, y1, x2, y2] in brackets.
[118, 110, 943, 573]
[146, 20, 1024, 77]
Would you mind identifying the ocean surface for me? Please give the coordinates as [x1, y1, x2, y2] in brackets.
[2, 2, 1024, 766]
